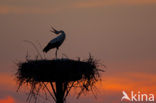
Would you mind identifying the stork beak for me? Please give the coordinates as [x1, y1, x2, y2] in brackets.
[50, 25, 59, 34]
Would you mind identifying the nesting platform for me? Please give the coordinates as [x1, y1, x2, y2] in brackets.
[17, 58, 98, 82]
[16, 56, 102, 103]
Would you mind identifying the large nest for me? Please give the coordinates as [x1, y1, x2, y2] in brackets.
[16, 55, 103, 102]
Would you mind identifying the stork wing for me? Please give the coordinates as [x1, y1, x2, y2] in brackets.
[49, 37, 59, 44]
[43, 40, 60, 53]
[43, 33, 65, 53]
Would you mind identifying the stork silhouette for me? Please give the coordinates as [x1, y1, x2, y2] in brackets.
[43, 26, 66, 58]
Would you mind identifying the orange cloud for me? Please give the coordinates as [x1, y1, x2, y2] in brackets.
[96, 72, 156, 95]
[68, 72, 156, 100]
[74, 0, 156, 8]
[0, 5, 59, 14]
[0, 96, 15, 103]
[0, 71, 155, 103]
[0, 69, 156, 103]
[0, 0, 156, 14]
[0, 73, 16, 90]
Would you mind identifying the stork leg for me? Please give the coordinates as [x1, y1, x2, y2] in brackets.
[55, 48, 58, 58]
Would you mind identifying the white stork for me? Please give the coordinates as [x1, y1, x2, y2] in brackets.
[43, 26, 66, 58]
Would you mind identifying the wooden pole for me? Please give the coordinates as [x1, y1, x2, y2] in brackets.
[56, 81, 64, 103]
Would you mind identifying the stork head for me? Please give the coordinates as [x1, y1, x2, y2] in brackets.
[50, 25, 60, 35]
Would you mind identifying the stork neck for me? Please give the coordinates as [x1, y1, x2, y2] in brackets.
[60, 30, 64, 34]
[59, 31, 65, 36]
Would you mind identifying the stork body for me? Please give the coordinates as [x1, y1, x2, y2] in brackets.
[43, 28, 66, 58]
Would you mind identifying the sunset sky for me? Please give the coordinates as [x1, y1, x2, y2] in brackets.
[0, 0, 156, 103]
